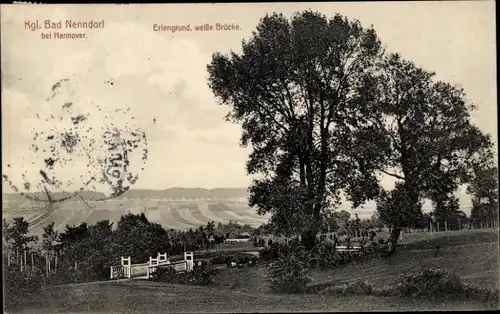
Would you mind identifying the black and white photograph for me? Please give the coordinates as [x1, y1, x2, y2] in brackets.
[1, 2, 498, 312]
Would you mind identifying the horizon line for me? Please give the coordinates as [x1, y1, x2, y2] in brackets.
[1, 187, 251, 194]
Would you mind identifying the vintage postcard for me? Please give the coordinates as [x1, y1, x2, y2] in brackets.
[1, 2, 498, 313]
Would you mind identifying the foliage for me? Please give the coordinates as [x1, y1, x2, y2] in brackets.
[368, 53, 492, 251]
[322, 280, 374, 296]
[42, 221, 59, 257]
[259, 242, 294, 262]
[309, 241, 340, 269]
[151, 263, 218, 286]
[112, 213, 169, 262]
[3, 210, 263, 289]
[207, 10, 387, 249]
[188, 262, 218, 286]
[265, 244, 311, 293]
[4, 265, 44, 311]
[319, 267, 498, 305]
[431, 196, 468, 230]
[151, 266, 178, 283]
[210, 252, 259, 266]
[377, 182, 425, 230]
[370, 212, 384, 230]
[468, 153, 498, 228]
[4, 217, 38, 251]
[395, 267, 463, 297]
[393, 267, 499, 303]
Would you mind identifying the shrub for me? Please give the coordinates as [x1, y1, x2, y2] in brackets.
[310, 241, 340, 269]
[211, 253, 259, 267]
[391, 267, 499, 303]
[318, 267, 499, 306]
[4, 265, 44, 310]
[394, 267, 464, 297]
[210, 253, 233, 265]
[260, 242, 291, 262]
[152, 263, 217, 286]
[151, 266, 178, 283]
[188, 262, 218, 286]
[266, 245, 311, 294]
[44, 265, 85, 285]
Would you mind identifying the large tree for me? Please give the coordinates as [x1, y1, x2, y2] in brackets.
[4, 217, 38, 265]
[207, 11, 388, 249]
[370, 53, 492, 252]
[467, 151, 498, 228]
[113, 213, 171, 262]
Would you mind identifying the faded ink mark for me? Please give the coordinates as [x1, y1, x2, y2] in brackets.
[4, 77, 151, 204]
[71, 114, 88, 125]
[47, 78, 70, 101]
[62, 102, 73, 110]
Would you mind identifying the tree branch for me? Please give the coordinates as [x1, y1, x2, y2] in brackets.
[377, 168, 406, 180]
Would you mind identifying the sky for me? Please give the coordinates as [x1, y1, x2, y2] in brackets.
[1, 2, 497, 213]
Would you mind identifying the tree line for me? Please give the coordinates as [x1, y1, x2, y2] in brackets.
[2, 213, 256, 283]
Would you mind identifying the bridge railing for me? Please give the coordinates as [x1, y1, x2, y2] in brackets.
[110, 252, 195, 280]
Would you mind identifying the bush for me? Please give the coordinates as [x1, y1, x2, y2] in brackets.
[318, 267, 499, 305]
[266, 245, 311, 294]
[151, 266, 178, 283]
[4, 265, 44, 310]
[392, 267, 499, 304]
[260, 242, 291, 262]
[210, 253, 259, 267]
[188, 262, 218, 286]
[310, 241, 340, 269]
[152, 263, 217, 286]
[210, 253, 233, 265]
[394, 267, 464, 297]
[393, 267, 497, 302]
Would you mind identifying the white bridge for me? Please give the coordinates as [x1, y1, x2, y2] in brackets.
[110, 252, 195, 280]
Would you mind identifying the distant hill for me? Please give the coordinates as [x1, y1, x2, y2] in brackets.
[2, 188, 250, 202]
[117, 188, 249, 200]
[2, 191, 107, 203]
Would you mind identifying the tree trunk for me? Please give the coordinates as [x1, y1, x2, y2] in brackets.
[385, 227, 402, 257]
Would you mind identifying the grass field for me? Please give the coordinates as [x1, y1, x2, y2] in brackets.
[9, 229, 499, 313]
[14, 280, 494, 313]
